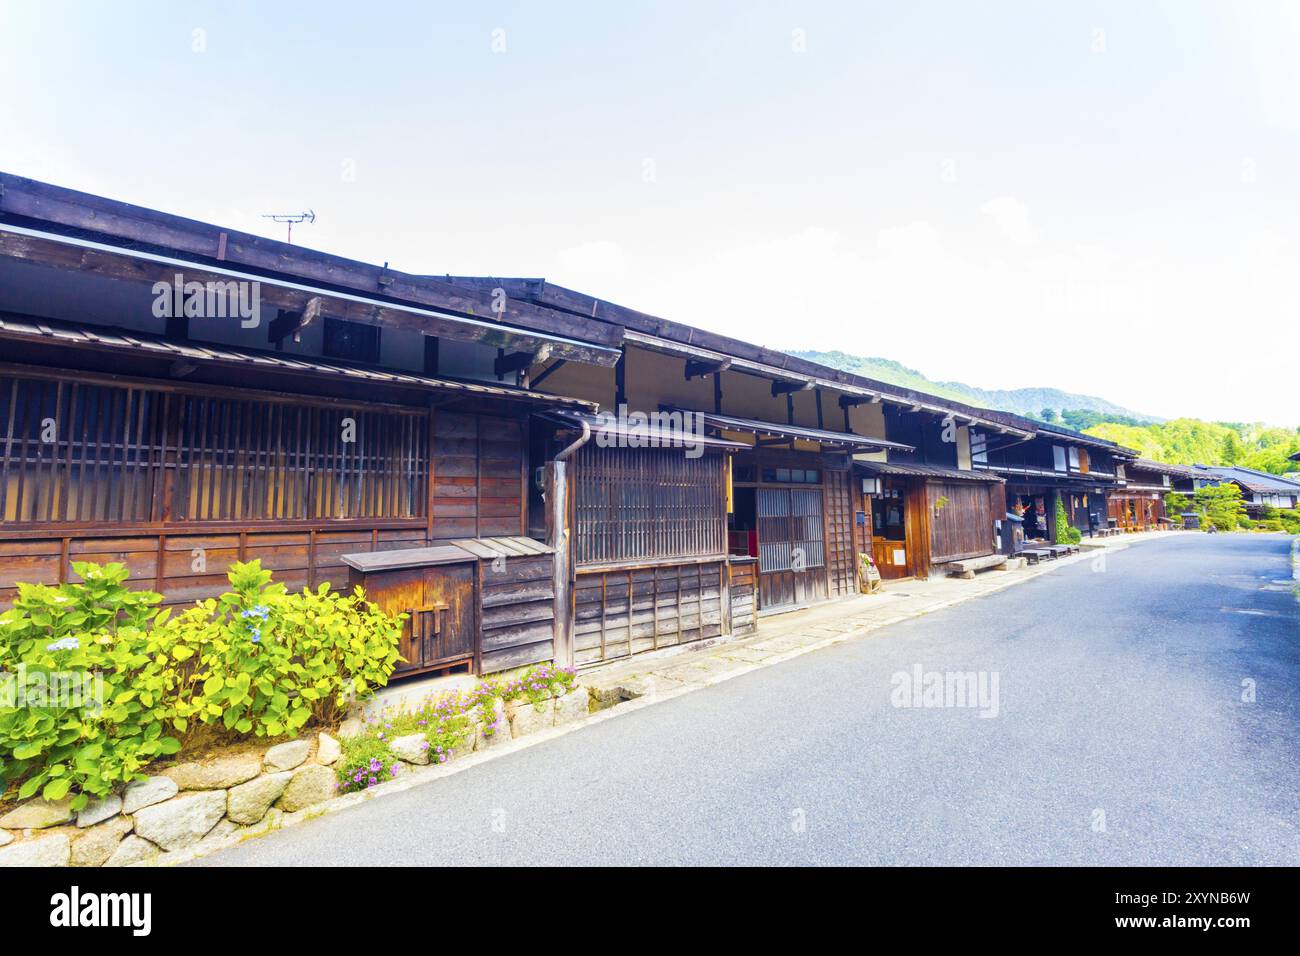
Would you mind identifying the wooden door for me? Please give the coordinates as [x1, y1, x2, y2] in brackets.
[869, 481, 913, 578]
[757, 487, 828, 610]
[420, 562, 476, 668]
[365, 561, 476, 676]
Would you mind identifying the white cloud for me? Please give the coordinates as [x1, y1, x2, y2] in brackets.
[626, 218, 1300, 425]
[980, 196, 1038, 244]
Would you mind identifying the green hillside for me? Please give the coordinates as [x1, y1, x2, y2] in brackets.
[1084, 419, 1300, 475]
[791, 349, 1300, 476]
[792, 350, 1157, 422]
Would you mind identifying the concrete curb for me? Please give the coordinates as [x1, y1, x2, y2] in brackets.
[180, 531, 1165, 866]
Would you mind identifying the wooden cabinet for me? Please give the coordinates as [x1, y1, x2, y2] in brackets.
[344, 536, 557, 679]
[345, 546, 478, 677]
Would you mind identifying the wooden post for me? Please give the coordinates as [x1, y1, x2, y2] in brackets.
[545, 460, 574, 668]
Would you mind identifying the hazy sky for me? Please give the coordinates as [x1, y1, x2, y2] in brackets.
[2, 1, 1296, 424]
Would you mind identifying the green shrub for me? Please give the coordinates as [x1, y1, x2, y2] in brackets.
[1052, 498, 1082, 545]
[0, 560, 404, 808]
[0, 563, 181, 808]
[159, 561, 404, 739]
[335, 735, 401, 793]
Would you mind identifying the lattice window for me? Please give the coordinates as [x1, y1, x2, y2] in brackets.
[0, 372, 427, 526]
[572, 444, 726, 566]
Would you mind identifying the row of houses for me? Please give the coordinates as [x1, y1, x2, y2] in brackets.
[0, 172, 1260, 679]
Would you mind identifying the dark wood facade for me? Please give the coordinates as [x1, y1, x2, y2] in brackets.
[855, 463, 1004, 580]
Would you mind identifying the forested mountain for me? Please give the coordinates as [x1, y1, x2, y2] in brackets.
[792, 350, 1157, 422]
[791, 350, 1299, 475]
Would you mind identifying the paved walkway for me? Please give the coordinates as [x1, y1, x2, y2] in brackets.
[583, 531, 1174, 706]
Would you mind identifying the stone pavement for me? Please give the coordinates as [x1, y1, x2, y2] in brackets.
[583, 530, 1180, 706]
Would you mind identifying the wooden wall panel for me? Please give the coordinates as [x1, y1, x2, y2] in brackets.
[480, 554, 555, 673]
[926, 480, 999, 565]
[573, 560, 725, 666]
[728, 559, 758, 636]
[429, 412, 524, 541]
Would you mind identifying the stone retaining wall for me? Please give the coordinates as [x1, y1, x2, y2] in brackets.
[0, 684, 590, 867]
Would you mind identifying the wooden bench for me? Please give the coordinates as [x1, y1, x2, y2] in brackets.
[1020, 547, 1054, 564]
[1046, 544, 1078, 557]
[943, 554, 1010, 579]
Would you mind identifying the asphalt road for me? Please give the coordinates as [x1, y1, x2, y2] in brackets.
[204, 533, 1299, 866]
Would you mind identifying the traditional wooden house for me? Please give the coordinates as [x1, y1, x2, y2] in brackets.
[0, 172, 1053, 677]
[1108, 458, 1189, 531]
[1186, 466, 1300, 517]
[448, 278, 1031, 608]
[0, 173, 628, 678]
[851, 406, 1014, 579]
[972, 422, 1135, 541]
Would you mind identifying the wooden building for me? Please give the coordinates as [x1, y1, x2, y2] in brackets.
[0, 173, 624, 678]
[0, 172, 1069, 678]
[972, 423, 1135, 541]
[443, 276, 1034, 658]
[1108, 458, 1188, 531]
[1185, 466, 1300, 518]
[849, 403, 1012, 579]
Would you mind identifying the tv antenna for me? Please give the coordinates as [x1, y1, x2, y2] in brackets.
[261, 210, 316, 244]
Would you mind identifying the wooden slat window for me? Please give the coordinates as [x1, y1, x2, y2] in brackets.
[172, 396, 427, 521]
[573, 444, 726, 566]
[757, 487, 825, 572]
[0, 372, 428, 526]
[0, 375, 163, 523]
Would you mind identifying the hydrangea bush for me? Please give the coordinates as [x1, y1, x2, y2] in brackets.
[0, 560, 404, 809]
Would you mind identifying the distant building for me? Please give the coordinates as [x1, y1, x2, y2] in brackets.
[1187, 465, 1300, 517]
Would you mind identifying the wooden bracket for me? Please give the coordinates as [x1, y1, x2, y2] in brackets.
[838, 395, 872, 409]
[685, 357, 731, 380]
[494, 349, 542, 377]
[771, 379, 812, 396]
[530, 358, 567, 388]
[268, 295, 324, 344]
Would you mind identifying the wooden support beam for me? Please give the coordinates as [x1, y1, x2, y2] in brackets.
[494, 349, 539, 378]
[685, 357, 731, 380]
[530, 359, 567, 388]
[267, 294, 324, 344]
[771, 379, 812, 397]
[838, 395, 872, 409]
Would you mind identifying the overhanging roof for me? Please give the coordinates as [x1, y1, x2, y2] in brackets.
[0, 222, 622, 367]
[1130, 458, 1195, 478]
[668, 407, 915, 452]
[1192, 465, 1300, 494]
[1037, 422, 1138, 456]
[855, 460, 1003, 483]
[444, 276, 1036, 440]
[975, 462, 1122, 486]
[0, 314, 595, 409]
